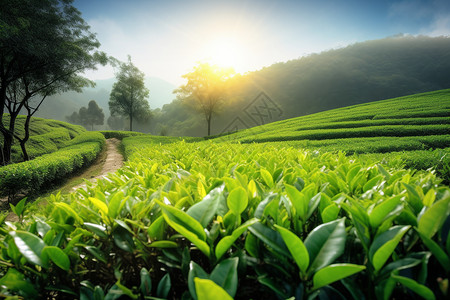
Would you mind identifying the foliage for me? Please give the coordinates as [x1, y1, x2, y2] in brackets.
[174, 62, 235, 136]
[0, 115, 86, 163]
[0, 0, 107, 164]
[66, 100, 105, 130]
[109, 56, 151, 131]
[0, 140, 449, 299]
[0, 132, 105, 200]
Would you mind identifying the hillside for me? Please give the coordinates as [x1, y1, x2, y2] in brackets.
[213, 89, 450, 151]
[152, 35, 450, 136]
[0, 116, 86, 162]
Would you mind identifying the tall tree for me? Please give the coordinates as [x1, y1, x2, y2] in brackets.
[109, 56, 151, 131]
[174, 62, 234, 136]
[0, 0, 107, 164]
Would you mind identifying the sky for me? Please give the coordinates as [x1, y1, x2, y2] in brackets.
[74, 0, 450, 86]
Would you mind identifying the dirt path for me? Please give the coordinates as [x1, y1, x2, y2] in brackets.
[3, 138, 124, 221]
[70, 138, 124, 191]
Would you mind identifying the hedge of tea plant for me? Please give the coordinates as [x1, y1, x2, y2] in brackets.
[0, 132, 105, 200]
[0, 139, 448, 299]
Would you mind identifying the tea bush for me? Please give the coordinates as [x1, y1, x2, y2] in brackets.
[0, 140, 448, 299]
[0, 132, 105, 199]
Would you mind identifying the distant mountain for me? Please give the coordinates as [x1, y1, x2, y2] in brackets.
[34, 77, 176, 122]
[152, 35, 450, 137]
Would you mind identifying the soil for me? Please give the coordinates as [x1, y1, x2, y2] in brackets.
[2, 138, 124, 221]
[70, 138, 124, 191]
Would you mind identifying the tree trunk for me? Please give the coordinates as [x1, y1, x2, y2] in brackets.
[129, 112, 133, 131]
[206, 114, 212, 136]
[1, 112, 19, 164]
[18, 113, 32, 161]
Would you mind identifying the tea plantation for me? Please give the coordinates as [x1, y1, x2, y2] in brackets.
[0, 90, 449, 299]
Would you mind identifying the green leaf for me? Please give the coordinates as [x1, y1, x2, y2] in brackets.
[115, 280, 138, 299]
[10, 197, 27, 216]
[188, 261, 209, 300]
[113, 224, 135, 252]
[84, 222, 108, 238]
[89, 197, 108, 215]
[417, 230, 450, 272]
[84, 245, 108, 264]
[53, 202, 84, 224]
[148, 215, 165, 240]
[423, 189, 436, 207]
[194, 278, 233, 300]
[369, 225, 410, 272]
[108, 191, 125, 219]
[156, 273, 171, 299]
[187, 185, 224, 227]
[260, 168, 273, 188]
[42, 246, 70, 271]
[210, 257, 239, 298]
[312, 264, 366, 290]
[227, 187, 248, 215]
[215, 218, 259, 260]
[418, 196, 450, 239]
[304, 218, 347, 275]
[149, 240, 179, 248]
[274, 225, 309, 276]
[0, 268, 37, 297]
[285, 183, 307, 221]
[140, 268, 152, 296]
[391, 274, 436, 300]
[156, 200, 210, 257]
[369, 195, 402, 229]
[363, 175, 384, 192]
[402, 183, 423, 214]
[9, 230, 48, 267]
[248, 222, 290, 257]
[321, 203, 340, 223]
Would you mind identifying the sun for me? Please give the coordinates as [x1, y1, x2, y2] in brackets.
[202, 36, 247, 72]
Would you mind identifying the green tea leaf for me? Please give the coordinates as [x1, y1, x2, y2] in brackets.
[0, 268, 37, 297]
[369, 195, 402, 229]
[149, 240, 178, 248]
[227, 187, 248, 215]
[84, 222, 108, 238]
[210, 257, 239, 297]
[148, 215, 165, 240]
[418, 196, 450, 239]
[156, 273, 171, 299]
[194, 278, 233, 300]
[321, 203, 340, 223]
[188, 261, 209, 300]
[157, 200, 210, 257]
[10, 230, 48, 267]
[42, 246, 70, 271]
[417, 230, 450, 272]
[285, 183, 307, 220]
[248, 222, 290, 257]
[215, 218, 259, 260]
[108, 191, 125, 219]
[391, 274, 435, 300]
[369, 225, 410, 272]
[304, 218, 347, 275]
[312, 263, 366, 290]
[187, 185, 224, 227]
[274, 224, 309, 275]
[140, 268, 152, 296]
[260, 168, 273, 188]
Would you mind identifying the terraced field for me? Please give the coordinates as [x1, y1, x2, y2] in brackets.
[214, 89, 450, 152]
[1, 115, 86, 162]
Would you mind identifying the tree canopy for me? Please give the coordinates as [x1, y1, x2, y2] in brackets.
[109, 56, 151, 131]
[0, 0, 106, 164]
[66, 100, 104, 130]
[174, 63, 234, 136]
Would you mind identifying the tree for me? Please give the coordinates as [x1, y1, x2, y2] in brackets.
[81, 100, 104, 130]
[174, 62, 234, 136]
[109, 56, 151, 131]
[0, 0, 107, 164]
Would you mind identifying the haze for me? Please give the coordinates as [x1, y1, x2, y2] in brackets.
[74, 0, 450, 86]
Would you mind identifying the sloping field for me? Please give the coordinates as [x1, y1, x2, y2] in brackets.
[1, 115, 86, 162]
[214, 89, 450, 154]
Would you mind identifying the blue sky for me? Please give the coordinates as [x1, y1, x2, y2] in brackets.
[74, 0, 450, 85]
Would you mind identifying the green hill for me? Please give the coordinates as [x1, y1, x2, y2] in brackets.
[0, 115, 86, 162]
[213, 89, 450, 150]
[152, 35, 450, 136]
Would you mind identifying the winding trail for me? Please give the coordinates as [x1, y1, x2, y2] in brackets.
[4, 138, 124, 221]
[70, 138, 124, 191]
